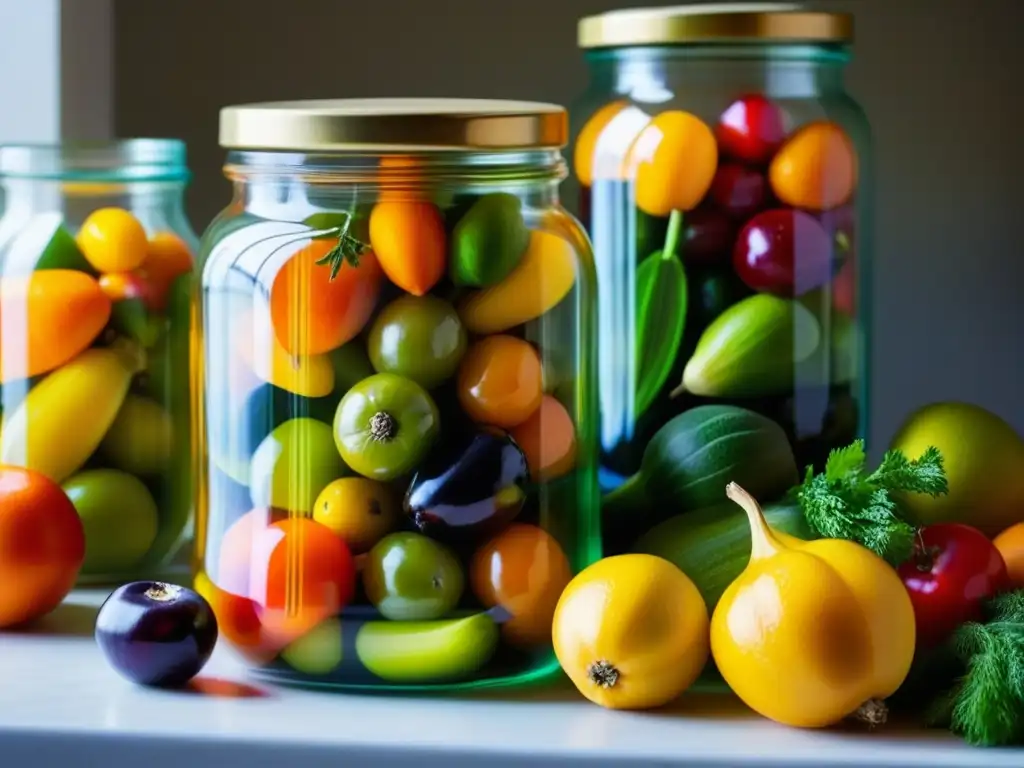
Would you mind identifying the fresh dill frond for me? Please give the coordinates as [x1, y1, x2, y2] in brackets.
[792, 439, 940, 566]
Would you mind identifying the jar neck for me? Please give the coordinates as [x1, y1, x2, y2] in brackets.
[0, 140, 191, 227]
[585, 44, 850, 101]
[225, 149, 566, 219]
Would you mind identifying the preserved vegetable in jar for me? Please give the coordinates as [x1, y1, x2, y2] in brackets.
[194, 99, 599, 691]
[0, 141, 197, 583]
[570, 5, 869, 551]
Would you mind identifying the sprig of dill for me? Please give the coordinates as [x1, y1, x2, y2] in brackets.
[791, 440, 948, 566]
[313, 212, 369, 280]
[927, 590, 1024, 747]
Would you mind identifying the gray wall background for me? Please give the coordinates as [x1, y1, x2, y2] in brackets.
[113, 0, 1024, 450]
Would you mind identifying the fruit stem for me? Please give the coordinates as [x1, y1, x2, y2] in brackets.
[145, 583, 182, 602]
[369, 411, 397, 442]
[852, 698, 888, 728]
[668, 380, 687, 399]
[587, 660, 620, 689]
[726, 482, 784, 561]
[661, 210, 684, 263]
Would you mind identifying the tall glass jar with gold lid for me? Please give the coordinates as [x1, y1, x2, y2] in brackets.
[193, 99, 599, 691]
[570, 4, 871, 551]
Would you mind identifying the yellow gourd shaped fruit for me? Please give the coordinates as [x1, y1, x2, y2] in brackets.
[711, 483, 915, 729]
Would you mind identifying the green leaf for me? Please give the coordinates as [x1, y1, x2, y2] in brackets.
[635, 251, 687, 417]
[823, 439, 867, 483]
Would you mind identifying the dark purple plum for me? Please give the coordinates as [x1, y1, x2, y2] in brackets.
[95, 581, 218, 688]
[404, 428, 529, 544]
[733, 208, 834, 297]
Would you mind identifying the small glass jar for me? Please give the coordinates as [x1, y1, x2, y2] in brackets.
[571, 5, 870, 549]
[194, 99, 599, 691]
[0, 140, 198, 583]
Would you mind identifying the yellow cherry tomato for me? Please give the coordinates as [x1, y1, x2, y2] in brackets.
[574, 100, 628, 187]
[76, 208, 149, 273]
[553, 554, 710, 710]
[313, 477, 401, 554]
[711, 483, 915, 729]
[627, 110, 718, 217]
[769, 121, 857, 211]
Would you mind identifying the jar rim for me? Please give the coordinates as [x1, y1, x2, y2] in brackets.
[577, 3, 854, 49]
[218, 98, 568, 153]
[0, 139, 189, 182]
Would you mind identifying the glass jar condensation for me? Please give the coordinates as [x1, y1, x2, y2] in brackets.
[571, 5, 871, 550]
[0, 140, 198, 583]
[193, 99, 600, 691]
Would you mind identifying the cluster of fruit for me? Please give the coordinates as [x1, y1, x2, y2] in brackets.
[199, 191, 584, 685]
[576, 94, 860, 484]
[0, 208, 192, 582]
[555, 399, 1024, 745]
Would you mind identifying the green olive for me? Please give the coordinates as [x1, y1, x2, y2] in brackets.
[333, 373, 439, 481]
[367, 296, 467, 389]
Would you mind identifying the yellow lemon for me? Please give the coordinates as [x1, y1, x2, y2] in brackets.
[552, 554, 709, 710]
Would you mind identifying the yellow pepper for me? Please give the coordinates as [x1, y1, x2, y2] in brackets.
[711, 483, 916, 729]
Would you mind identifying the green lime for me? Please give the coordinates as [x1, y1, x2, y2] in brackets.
[62, 469, 159, 575]
[249, 417, 349, 513]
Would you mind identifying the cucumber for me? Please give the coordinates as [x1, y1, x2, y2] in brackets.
[603, 405, 799, 543]
[632, 499, 815, 612]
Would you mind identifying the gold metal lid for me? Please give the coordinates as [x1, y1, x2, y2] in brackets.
[219, 98, 568, 152]
[578, 3, 854, 49]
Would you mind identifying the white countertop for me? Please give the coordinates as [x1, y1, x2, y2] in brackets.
[0, 589, 1021, 768]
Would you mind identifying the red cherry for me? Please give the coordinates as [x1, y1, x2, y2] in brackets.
[733, 208, 833, 296]
[709, 163, 768, 220]
[680, 206, 735, 267]
[716, 95, 787, 164]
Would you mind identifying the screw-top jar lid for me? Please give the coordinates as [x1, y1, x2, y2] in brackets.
[578, 3, 854, 49]
[219, 98, 569, 152]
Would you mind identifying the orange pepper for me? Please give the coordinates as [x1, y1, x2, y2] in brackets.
[769, 121, 858, 211]
[368, 201, 446, 296]
[269, 237, 383, 356]
[626, 110, 718, 217]
[0, 270, 111, 382]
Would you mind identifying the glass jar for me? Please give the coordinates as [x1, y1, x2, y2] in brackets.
[571, 5, 870, 551]
[0, 140, 197, 583]
[194, 99, 599, 691]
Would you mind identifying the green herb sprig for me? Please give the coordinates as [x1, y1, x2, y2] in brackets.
[313, 213, 369, 280]
[928, 591, 1024, 747]
[792, 439, 948, 566]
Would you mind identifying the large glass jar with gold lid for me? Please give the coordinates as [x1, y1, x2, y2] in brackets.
[570, 4, 871, 552]
[193, 99, 600, 691]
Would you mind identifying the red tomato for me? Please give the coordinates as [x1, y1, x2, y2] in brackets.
[897, 523, 1010, 648]
[716, 94, 786, 165]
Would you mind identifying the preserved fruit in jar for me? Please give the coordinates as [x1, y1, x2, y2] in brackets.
[571, 6, 868, 550]
[195, 99, 599, 691]
[0, 141, 197, 583]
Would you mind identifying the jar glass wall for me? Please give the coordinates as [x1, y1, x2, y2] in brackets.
[0, 140, 197, 583]
[193, 100, 599, 691]
[570, 6, 871, 551]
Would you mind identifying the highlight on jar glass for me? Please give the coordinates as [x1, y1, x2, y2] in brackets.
[194, 98, 600, 691]
[0, 140, 197, 584]
[570, 5, 869, 550]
